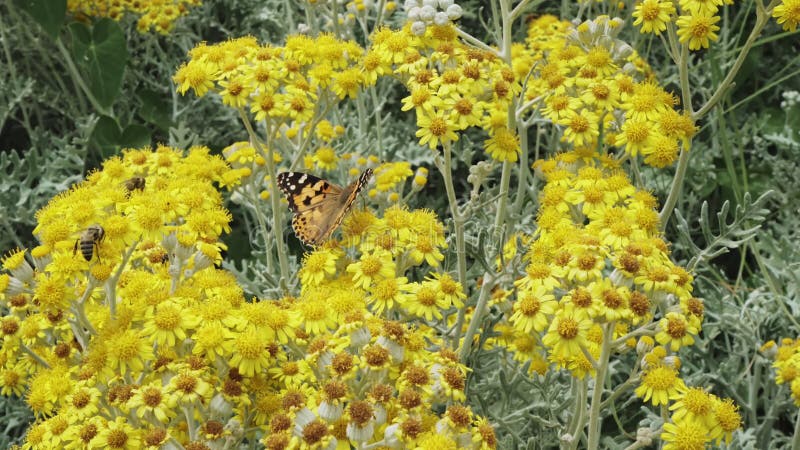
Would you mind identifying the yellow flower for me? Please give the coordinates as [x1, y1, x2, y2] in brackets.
[661, 419, 710, 450]
[484, 128, 521, 162]
[300, 249, 338, 287]
[509, 286, 557, 334]
[415, 110, 459, 150]
[346, 250, 396, 290]
[635, 365, 686, 406]
[313, 146, 338, 171]
[655, 311, 698, 351]
[94, 416, 142, 450]
[633, 0, 676, 34]
[406, 280, 450, 321]
[542, 304, 593, 360]
[676, 13, 721, 50]
[773, 0, 800, 31]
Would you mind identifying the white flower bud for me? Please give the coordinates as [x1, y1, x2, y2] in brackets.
[422, 0, 438, 7]
[407, 5, 421, 20]
[433, 11, 449, 25]
[318, 400, 344, 421]
[419, 4, 436, 20]
[403, 0, 420, 11]
[438, 0, 454, 8]
[297, 23, 311, 34]
[210, 393, 233, 416]
[347, 421, 375, 443]
[410, 20, 427, 35]
[446, 3, 462, 19]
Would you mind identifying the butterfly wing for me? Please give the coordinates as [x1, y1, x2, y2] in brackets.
[276, 169, 372, 246]
[316, 168, 373, 244]
[277, 171, 344, 245]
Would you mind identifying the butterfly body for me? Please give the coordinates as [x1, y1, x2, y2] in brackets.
[277, 169, 372, 246]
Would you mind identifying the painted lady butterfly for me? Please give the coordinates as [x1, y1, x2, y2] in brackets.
[276, 169, 373, 246]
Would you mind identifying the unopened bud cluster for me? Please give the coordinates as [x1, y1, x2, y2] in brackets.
[403, 0, 463, 35]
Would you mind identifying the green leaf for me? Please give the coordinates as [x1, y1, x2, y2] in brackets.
[120, 124, 152, 149]
[137, 89, 174, 130]
[90, 115, 122, 159]
[13, 0, 66, 39]
[68, 19, 129, 109]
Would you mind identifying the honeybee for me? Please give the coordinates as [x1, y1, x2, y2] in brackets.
[123, 176, 146, 194]
[73, 225, 105, 262]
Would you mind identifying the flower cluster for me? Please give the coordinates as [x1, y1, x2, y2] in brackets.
[174, 34, 366, 126]
[765, 338, 800, 405]
[488, 149, 739, 444]
[631, 0, 726, 49]
[0, 148, 495, 449]
[67, 0, 200, 34]
[521, 15, 696, 167]
[402, 0, 464, 36]
[368, 24, 523, 161]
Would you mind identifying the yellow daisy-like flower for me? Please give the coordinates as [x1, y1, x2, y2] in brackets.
[346, 250, 396, 290]
[415, 110, 459, 150]
[94, 416, 143, 450]
[484, 128, 521, 162]
[635, 364, 686, 406]
[509, 286, 557, 334]
[633, 0, 676, 34]
[299, 249, 338, 287]
[675, 13, 721, 50]
[773, 0, 800, 31]
[655, 311, 697, 351]
[542, 304, 593, 361]
[661, 419, 710, 450]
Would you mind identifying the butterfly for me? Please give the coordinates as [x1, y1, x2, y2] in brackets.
[276, 169, 373, 246]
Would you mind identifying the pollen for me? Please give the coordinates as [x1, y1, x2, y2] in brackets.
[443, 366, 465, 390]
[79, 423, 98, 443]
[175, 374, 197, 394]
[518, 294, 542, 316]
[429, 117, 449, 137]
[302, 419, 328, 444]
[142, 386, 163, 407]
[558, 317, 580, 339]
[577, 253, 597, 270]
[363, 345, 389, 367]
[602, 289, 624, 308]
[107, 429, 129, 447]
[398, 389, 422, 409]
[349, 400, 374, 426]
[666, 316, 687, 338]
[154, 306, 181, 331]
[144, 428, 167, 446]
[629, 291, 651, 316]
[403, 365, 429, 386]
[569, 114, 590, 133]
[235, 333, 263, 359]
[416, 285, 438, 306]
[360, 255, 383, 276]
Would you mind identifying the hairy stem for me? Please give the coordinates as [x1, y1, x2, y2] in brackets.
[587, 322, 614, 449]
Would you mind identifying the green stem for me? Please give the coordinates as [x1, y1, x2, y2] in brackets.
[55, 39, 110, 116]
[587, 322, 614, 449]
[107, 240, 139, 319]
[437, 144, 468, 349]
[21, 344, 51, 369]
[660, 11, 771, 227]
[693, 9, 771, 119]
[239, 110, 290, 291]
[567, 379, 589, 450]
[458, 274, 494, 363]
[792, 410, 800, 450]
[369, 87, 384, 154]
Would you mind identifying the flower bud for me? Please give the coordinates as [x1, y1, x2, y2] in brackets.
[433, 11, 449, 25]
